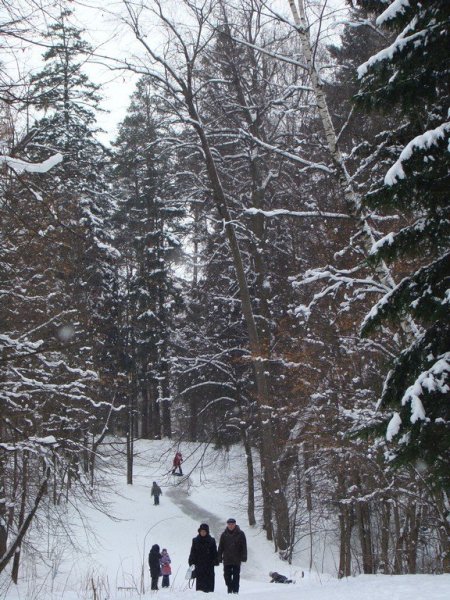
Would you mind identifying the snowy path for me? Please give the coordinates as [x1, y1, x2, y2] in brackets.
[2, 439, 449, 600]
[166, 484, 225, 536]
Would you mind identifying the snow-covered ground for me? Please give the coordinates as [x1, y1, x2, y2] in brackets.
[1, 439, 449, 599]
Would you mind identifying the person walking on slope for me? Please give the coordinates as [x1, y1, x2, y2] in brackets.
[148, 544, 162, 591]
[172, 451, 183, 475]
[188, 523, 219, 593]
[151, 481, 162, 505]
[218, 518, 247, 594]
[160, 548, 172, 588]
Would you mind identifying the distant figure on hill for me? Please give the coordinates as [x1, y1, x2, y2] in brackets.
[151, 481, 162, 505]
[218, 518, 247, 594]
[148, 544, 161, 591]
[172, 451, 183, 475]
[188, 523, 219, 593]
[269, 571, 293, 584]
[160, 548, 172, 588]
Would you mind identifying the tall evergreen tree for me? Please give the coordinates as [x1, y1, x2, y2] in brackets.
[113, 77, 184, 441]
[19, 7, 121, 470]
[355, 1, 450, 493]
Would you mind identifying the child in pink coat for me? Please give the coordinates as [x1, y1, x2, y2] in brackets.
[160, 548, 172, 588]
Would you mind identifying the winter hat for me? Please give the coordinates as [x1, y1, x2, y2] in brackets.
[226, 518, 236, 524]
[198, 523, 210, 533]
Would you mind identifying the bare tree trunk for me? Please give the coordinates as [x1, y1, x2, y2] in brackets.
[380, 500, 391, 573]
[337, 470, 353, 578]
[406, 502, 419, 574]
[185, 95, 291, 552]
[355, 500, 374, 574]
[11, 453, 28, 583]
[126, 385, 134, 485]
[393, 503, 404, 574]
[242, 428, 256, 526]
[303, 442, 314, 570]
[0, 472, 49, 575]
[338, 503, 353, 578]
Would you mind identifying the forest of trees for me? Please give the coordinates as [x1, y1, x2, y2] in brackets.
[1, 0, 449, 584]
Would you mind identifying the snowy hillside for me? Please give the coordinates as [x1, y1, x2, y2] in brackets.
[1, 440, 449, 600]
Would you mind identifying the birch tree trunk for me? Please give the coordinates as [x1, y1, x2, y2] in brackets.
[286, 0, 418, 337]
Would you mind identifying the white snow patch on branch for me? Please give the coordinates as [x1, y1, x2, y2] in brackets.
[0, 153, 63, 174]
[357, 26, 426, 79]
[384, 122, 450, 186]
[386, 412, 402, 441]
[377, 0, 410, 26]
[401, 353, 450, 423]
[370, 232, 395, 255]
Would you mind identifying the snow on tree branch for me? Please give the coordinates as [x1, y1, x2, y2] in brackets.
[384, 122, 450, 186]
[0, 152, 63, 174]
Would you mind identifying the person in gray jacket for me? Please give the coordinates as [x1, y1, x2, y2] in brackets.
[217, 518, 247, 594]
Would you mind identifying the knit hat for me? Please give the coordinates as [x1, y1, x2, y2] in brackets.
[198, 523, 209, 533]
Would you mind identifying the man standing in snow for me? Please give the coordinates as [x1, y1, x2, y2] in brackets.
[217, 518, 247, 594]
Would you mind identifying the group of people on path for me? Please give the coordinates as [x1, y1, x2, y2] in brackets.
[150, 452, 183, 506]
[148, 518, 247, 593]
[188, 517, 247, 594]
[148, 546, 172, 591]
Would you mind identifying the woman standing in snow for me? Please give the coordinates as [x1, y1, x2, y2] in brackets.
[148, 544, 162, 591]
[188, 523, 218, 592]
[160, 548, 172, 588]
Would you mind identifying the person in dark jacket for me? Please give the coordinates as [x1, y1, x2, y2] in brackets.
[151, 481, 162, 505]
[188, 523, 219, 592]
[269, 571, 293, 584]
[148, 544, 161, 591]
[217, 518, 247, 594]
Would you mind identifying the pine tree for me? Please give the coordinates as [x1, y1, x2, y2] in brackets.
[113, 77, 184, 441]
[355, 0, 450, 492]
[19, 7, 121, 472]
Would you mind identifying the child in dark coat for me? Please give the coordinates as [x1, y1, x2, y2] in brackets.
[151, 481, 162, 505]
[148, 544, 162, 590]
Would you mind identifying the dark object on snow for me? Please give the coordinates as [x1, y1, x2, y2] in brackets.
[188, 523, 219, 592]
[218, 519, 247, 593]
[151, 481, 162, 505]
[148, 544, 162, 590]
[172, 451, 183, 475]
[269, 571, 293, 584]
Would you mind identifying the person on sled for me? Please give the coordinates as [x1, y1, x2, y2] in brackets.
[269, 571, 293, 584]
[172, 451, 183, 475]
